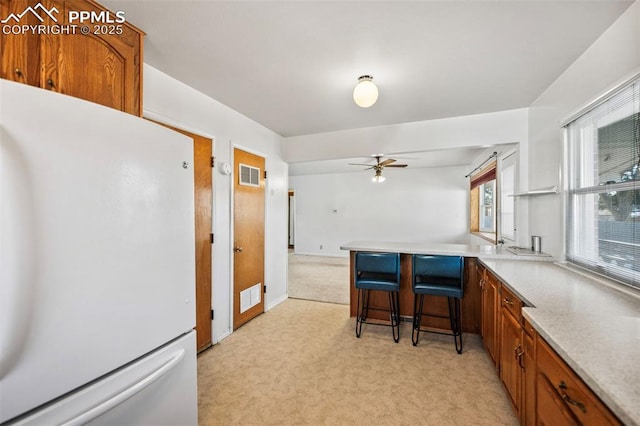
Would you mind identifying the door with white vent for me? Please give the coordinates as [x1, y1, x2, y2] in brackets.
[233, 148, 265, 329]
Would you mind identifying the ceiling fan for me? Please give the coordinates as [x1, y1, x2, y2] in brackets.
[348, 155, 408, 183]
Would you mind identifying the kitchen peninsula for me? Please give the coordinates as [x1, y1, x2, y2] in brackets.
[341, 240, 640, 425]
[341, 241, 551, 333]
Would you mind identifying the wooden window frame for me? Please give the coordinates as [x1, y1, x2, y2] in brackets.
[470, 162, 498, 244]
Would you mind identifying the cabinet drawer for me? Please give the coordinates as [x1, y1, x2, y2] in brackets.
[523, 317, 536, 337]
[537, 372, 580, 425]
[536, 337, 621, 426]
[500, 284, 522, 322]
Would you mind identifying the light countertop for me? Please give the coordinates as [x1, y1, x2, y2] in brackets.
[341, 241, 640, 424]
[480, 259, 640, 426]
[523, 310, 640, 425]
[340, 240, 553, 260]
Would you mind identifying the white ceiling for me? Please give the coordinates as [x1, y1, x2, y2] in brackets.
[102, 0, 632, 139]
[288, 146, 493, 176]
[101, 1, 631, 176]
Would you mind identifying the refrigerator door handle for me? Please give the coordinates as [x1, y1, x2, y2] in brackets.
[61, 349, 186, 426]
[0, 131, 37, 380]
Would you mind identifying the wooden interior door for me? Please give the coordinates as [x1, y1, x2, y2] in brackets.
[150, 121, 213, 352]
[233, 148, 265, 330]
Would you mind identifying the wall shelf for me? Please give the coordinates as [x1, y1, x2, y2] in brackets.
[509, 185, 558, 197]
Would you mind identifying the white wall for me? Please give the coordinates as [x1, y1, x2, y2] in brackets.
[528, 0, 640, 260]
[286, 108, 531, 251]
[142, 65, 289, 343]
[290, 166, 469, 257]
[284, 108, 529, 163]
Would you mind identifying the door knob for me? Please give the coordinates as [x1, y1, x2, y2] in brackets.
[234, 246, 243, 253]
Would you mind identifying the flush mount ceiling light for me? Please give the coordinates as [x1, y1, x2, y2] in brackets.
[353, 75, 378, 108]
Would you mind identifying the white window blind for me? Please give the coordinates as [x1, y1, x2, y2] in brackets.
[565, 78, 640, 289]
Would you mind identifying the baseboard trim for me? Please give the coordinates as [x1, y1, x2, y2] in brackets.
[292, 251, 349, 258]
[266, 293, 288, 311]
[216, 329, 232, 343]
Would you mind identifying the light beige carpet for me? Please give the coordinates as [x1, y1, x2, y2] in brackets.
[197, 299, 518, 425]
[287, 253, 350, 305]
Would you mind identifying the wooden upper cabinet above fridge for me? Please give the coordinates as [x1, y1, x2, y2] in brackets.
[0, 0, 144, 116]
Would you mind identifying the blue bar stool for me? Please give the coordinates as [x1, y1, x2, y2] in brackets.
[354, 252, 401, 342]
[411, 254, 464, 353]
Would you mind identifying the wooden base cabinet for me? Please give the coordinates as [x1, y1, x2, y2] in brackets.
[499, 283, 525, 420]
[500, 304, 523, 417]
[480, 265, 499, 366]
[479, 265, 621, 425]
[536, 336, 621, 426]
[0, 0, 144, 115]
[522, 319, 536, 425]
[482, 266, 536, 425]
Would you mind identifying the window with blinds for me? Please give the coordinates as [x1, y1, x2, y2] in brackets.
[565, 77, 640, 289]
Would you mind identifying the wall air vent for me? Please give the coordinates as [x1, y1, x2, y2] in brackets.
[239, 163, 260, 187]
[240, 283, 262, 313]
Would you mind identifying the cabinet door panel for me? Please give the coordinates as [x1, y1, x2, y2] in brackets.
[523, 326, 536, 425]
[500, 309, 522, 417]
[482, 273, 498, 365]
[55, 34, 129, 110]
[1, 0, 142, 115]
[44, 0, 141, 115]
[0, 0, 42, 86]
[50, 0, 140, 115]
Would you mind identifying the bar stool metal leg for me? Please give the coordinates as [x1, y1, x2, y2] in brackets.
[453, 298, 462, 354]
[355, 288, 367, 338]
[447, 297, 463, 354]
[389, 291, 400, 343]
[412, 293, 425, 346]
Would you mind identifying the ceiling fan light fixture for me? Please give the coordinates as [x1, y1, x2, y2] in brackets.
[353, 75, 378, 108]
[372, 170, 385, 183]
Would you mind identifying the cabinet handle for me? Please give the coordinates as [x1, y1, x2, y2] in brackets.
[479, 278, 485, 288]
[503, 297, 514, 306]
[15, 68, 23, 77]
[514, 344, 524, 368]
[47, 78, 55, 88]
[558, 381, 587, 413]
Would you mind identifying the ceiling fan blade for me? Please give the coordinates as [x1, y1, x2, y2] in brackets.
[379, 159, 396, 167]
[385, 164, 408, 168]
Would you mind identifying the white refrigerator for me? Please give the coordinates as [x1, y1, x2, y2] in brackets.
[0, 80, 198, 425]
